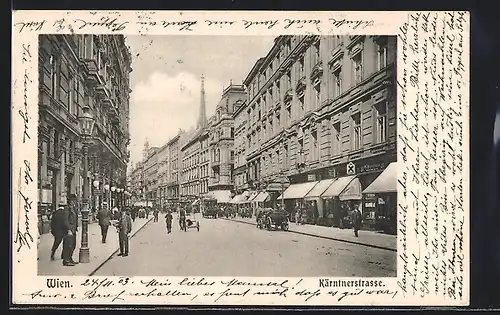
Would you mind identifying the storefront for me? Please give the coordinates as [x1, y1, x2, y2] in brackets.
[320, 175, 362, 228]
[362, 161, 397, 234]
[303, 179, 336, 225]
[277, 181, 318, 216]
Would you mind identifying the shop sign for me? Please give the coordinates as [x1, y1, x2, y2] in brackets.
[346, 162, 356, 175]
[364, 201, 376, 208]
[358, 162, 386, 174]
[307, 174, 317, 181]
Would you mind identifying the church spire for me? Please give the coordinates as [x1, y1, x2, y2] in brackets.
[197, 74, 207, 129]
[143, 138, 150, 160]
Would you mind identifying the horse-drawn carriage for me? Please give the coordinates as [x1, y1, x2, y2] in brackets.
[256, 207, 290, 231]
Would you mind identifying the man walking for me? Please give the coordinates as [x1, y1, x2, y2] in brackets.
[352, 204, 362, 237]
[49, 206, 66, 261]
[96, 206, 112, 243]
[153, 208, 159, 222]
[117, 209, 132, 257]
[165, 210, 173, 234]
[178, 206, 186, 231]
[62, 195, 79, 266]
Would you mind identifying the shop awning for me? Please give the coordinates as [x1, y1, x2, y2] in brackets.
[362, 162, 398, 194]
[192, 199, 200, 206]
[243, 191, 259, 203]
[277, 181, 318, 200]
[304, 179, 336, 199]
[252, 192, 270, 203]
[230, 194, 247, 204]
[339, 177, 362, 201]
[210, 190, 233, 203]
[321, 175, 356, 199]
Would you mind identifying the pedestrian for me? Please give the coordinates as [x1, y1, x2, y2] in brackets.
[49, 206, 66, 261]
[352, 204, 362, 237]
[165, 210, 173, 234]
[117, 209, 132, 257]
[295, 209, 300, 225]
[153, 208, 159, 222]
[178, 206, 186, 230]
[131, 207, 137, 222]
[62, 194, 79, 266]
[96, 206, 112, 243]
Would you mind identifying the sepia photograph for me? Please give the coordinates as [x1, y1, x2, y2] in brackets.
[12, 9, 470, 307]
[36, 33, 398, 278]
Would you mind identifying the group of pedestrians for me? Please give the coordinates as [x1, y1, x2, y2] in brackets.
[49, 195, 134, 266]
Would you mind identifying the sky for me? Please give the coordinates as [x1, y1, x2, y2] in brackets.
[125, 35, 276, 167]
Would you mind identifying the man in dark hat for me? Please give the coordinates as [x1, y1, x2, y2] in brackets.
[62, 194, 79, 266]
[117, 208, 132, 257]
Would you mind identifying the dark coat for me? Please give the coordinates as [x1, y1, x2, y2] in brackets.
[62, 207, 78, 233]
[97, 209, 112, 226]
[118, 214, 132, 235]
[352, 209, 362, 229]
[50, 208, 66, 236]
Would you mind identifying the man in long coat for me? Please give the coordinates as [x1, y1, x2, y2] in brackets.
[61, 195, 79, 266]
[352, 204, 362, 237]
[96, 206, 112, 243]
[117, 209, 132, 257]
[50, 206, 66, 261]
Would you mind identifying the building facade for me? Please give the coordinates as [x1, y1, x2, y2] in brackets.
[156, 143, 169, 208]
[233, 100, 249, 194]
[180, 127, 210, 199]
[38, 34, 132, 232]
[241, 35, 397, 227]
[165, 130, 185, 202]
[142, 144, 159, 207]
[129, 161, 144, 205]
[208, 83, 246, 194]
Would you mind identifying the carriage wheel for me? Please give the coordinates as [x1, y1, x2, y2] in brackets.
[266, 217, 272, 231]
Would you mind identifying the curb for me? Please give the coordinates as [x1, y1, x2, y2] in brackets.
[88, 217, 153, 276]
[222, 218, 396, 252]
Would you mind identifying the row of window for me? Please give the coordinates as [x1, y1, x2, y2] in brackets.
[181, 180, 209, 196]
[244, 37, 390, 149]
[182, 164, 210, 182]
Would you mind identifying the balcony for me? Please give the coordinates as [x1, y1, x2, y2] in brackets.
[284, 88, 293, 105]
[83, 57, 99, 82]
[295, 76, 306, 94]
[211, 159, 220, 168]
[310, 61, 323, 82]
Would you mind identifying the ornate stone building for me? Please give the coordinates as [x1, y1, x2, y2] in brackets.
[241, 35, 397, 229]
[180, 76, 210, 200]
[165, 129, 185, 202]
[232, 100, 249, 194]
[208, 82, 246, 201]
[38, 35, 132, 232]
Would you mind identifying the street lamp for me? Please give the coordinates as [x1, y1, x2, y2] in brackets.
[77, 105, 95, 264]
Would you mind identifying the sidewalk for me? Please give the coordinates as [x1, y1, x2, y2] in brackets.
[38, 217, 152, 276]
[223, 217, 397, 252]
